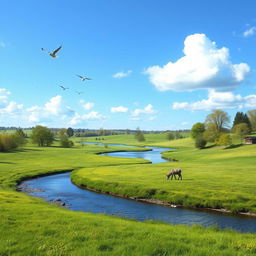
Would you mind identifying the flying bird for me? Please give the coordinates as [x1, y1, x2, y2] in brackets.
[76, 91, 83, 95]
[59, 85, 69, 90]
[76, 74, 92, 81]
[41, 46, 62, 58]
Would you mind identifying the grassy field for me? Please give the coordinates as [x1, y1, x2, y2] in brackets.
[1, 135, 256, 255]
[72, 136, 256, 213]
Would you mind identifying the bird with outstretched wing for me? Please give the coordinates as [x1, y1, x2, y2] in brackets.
[41, 46, 62, 58]
[59, 85, 69, 90]
[76, 74, 92, 81]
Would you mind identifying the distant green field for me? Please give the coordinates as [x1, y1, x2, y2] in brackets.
[72, 137, 256, 213]
[1, 134, 256, 255]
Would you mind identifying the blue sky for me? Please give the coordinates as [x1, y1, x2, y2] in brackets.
[1, 0, 256, 130]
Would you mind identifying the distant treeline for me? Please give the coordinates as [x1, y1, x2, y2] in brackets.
[0, 127, 190, 137]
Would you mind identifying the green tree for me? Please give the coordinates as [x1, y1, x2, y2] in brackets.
[31, 126, 54, 147]
[205, 109, 230, 134]
[216, 133, 232, 147]
[13, 129, 26, 146]
[233, 123, 250, 142]
[232, 112, 251, 132]
[247, 110, 256, 132]
[135, 127, 145, 142]
[191, 123, 205, 139]
[166, 132, 175, 141]
[66, 127, 74, 137]
[59, 129, 74, 148]
[203, 123, 219, 143]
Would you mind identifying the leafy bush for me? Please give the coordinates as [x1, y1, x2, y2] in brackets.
[0, 134, 18, 151]
[166, 132, 175, 140]
[59, 129, 73, 148]
[216, 133, 232, 147]
[195, 135, 207, 149]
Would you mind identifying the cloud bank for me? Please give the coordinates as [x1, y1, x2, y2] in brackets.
[145, 33, 250, 92]
[172, 90, 256, 111]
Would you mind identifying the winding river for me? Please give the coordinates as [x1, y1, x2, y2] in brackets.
[19, 143, 256, 233]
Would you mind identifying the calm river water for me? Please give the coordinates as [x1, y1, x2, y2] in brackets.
[19, 144, 256, 233]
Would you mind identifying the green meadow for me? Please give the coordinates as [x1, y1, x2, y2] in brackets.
[75, 135, 256, 213]
[1, 135, 256, 255]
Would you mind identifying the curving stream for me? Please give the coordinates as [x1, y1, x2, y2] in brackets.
[19, 144, 256, 233]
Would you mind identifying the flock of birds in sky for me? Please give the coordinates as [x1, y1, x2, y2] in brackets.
[41, 45, 92, 95]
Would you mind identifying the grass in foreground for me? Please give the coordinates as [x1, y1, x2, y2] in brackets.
[1, 191, 256, 256]
[1, 135, 256, 255]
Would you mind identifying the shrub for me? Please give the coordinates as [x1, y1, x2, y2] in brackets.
[59, 129, 73, 148]
[0, 134, 18, 152]
[216, 133, 232, 147]
[166, 132, 175, 141]
[195, 135, 207, 149]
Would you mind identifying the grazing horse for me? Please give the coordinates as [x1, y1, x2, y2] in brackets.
[166, 168, 182, 180]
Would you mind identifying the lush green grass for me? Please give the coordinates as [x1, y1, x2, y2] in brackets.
[1, 191, 256, 256]
[72, 137, 256, 213]
[1, 134, 256, 255]
[79, 132, 190, 147]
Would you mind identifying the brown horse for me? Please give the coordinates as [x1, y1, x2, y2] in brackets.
[166, 168, 182, 180]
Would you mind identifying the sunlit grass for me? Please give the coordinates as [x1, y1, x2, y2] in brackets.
[1, 134, 256, 255]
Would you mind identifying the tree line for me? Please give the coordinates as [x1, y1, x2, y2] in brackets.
[0, 126, 74, 152]
[191, 109, 256, 149]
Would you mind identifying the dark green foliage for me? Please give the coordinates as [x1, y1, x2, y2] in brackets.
[166, 132, 175, 141]
[13, 129, 26, 146]
[31, 125, 54, 147]
[66, 127, 74, 137]
[191, 122, 205, 139]
[195, 135, 207, 149]
[134, 127, 145, 142]
[232, 112, 251, 132]
[59, 129, 73, 148]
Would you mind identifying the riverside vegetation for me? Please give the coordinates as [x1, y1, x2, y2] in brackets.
[1, 134, 256, 255]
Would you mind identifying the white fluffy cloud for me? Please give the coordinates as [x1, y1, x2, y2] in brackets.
[44, 95, 62, 115]
[113, 70, 132, 78]
[145, 33, 250, 92]
[0, 88, 10, 107]
[26, 95, 73, 123]
[131, 104, 157, 116]
[0, 41, 5, 47]
[243, 26, 256, 37]
[0, 88, 23, 116]
[172, 90, 256, 111]
[69, 111, 106, 125]
[80, 100, 95, 110]
[111, 106, 128, 113]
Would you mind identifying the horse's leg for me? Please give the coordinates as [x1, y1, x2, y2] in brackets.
[174, 174, 177, 180]
[179, 174, 182, 180]
[170, 174, 173, 180]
